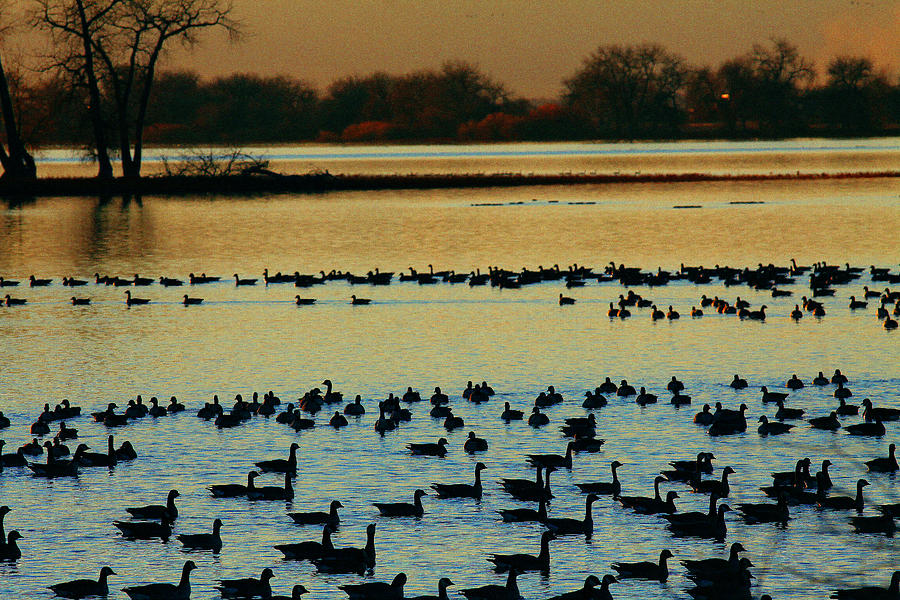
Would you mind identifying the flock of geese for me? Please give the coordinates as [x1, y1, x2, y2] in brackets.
[1, 262, 899, 328]
[1, 366, 898, 600]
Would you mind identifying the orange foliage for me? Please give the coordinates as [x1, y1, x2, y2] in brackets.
[341, 121, 396, 141]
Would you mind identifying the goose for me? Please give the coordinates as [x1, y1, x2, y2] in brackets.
[464, 431, 488, 453]
[198, 396, 224, 420]
[708, 404, 748, 436]
[55, 421, 78, 440]
[831, 369, 849, 384]
[528, 442, 575, 470]
[775, 399, 804, 420]
[582, 389, 607, 408]
[693, 404, 714, 425]
[255, 442, 299, 475]
[313, 523, 377, 573]
[374, 402, 397, 433]
[160, 276, 183, 286]
[668, 504, 730, 540]
[528, 406, 550, 427]
[834, 381, 853, 399]
[344, 395, 366, 415]
[729, 374, 747, 389]
[758, 415, 794, 435]
[408, 438, 448, 457]
[289, 500, 343, 527]
[606, 303, 619, 317]
[0, 440, 28, 467]
[74, 436, 117, 467]
[682, 542, 745, 576]
[635, 387, 657, 405]
[691, 466, 735, 496]
[849, 295, 868, 309]
[340, 572, 405, 600]
[0, 530, 22, 560]
[29, 275, 52, 286]
[885, 316, 899, 329]
[812, 371, 830, 385]
[63, 276, 87, 287]
[233, 273, 257, 286]
[19, 439, 42, 456]
[432, 462, 486, 499]
[166, 396, 185, 413]
[786, 374, 804, 389]
[667, 377, 685, 393]
[809, 411, 841, 430]
[402, 387, 422, 403]
[189, 273, 220, 284]
[670, 391, 691, 405]
[738, 493, 790, 524]
[866, 444, 898, 472]
[48, 566, 116, 599]
[497, 497, 548, 523]
[70, 297, 91, 305]
[375, 489, 427, 517]
[123, 291, 149, 306]
[115, 440, 137, 461]
[817, 479, 868, 511]
[4, 294, 26, 306]
[650, 305, 664, 320]
[217, 568, 274, 599]
[790, 304, 803, 319]
[576, 461, 623, 496]
[616, 380, 636, 396]
[501, 402, 524, 421]
[612, 549, 673, 582]
[661, 493, 720, 526]
[598, 377, 617, 393]
[276, 524, 334, 560]
[0, 277, 19, 287]
[182, 295, 202, 305]
[666, 305, 680, 319]
[761, 386, 788, 403]
[618, 475, 667, 511]
[461, 569, 520, 600]
[845, 417, 885, 436]
[544, 494, 599, 535]
[130, 274, 152, 286]
[295, 295, 316, 305]
[502, 466, 554, 501]
[850, 514, 895, 536]
[127, 490, 179, 521]
[558, 293, 575, 305]
[148, 397, 167, 416]
[546, 575, 617, 600]
[408, 578, 454, 600]
[443, 411, 464, 430]
[862, 398, 900, 421]
[114, 520, 172, 541]
[248, 472, 294, 500]
[350, 295, 371, 305]
[28, 442, 78, 477]
[489, 531, 554, 573]
[430, 387, 449, 405]
[177, 518, 223, 552]
[830, 570, 900, 600]
[49, 438, 71, 458]
[669, 452, 715, 475]
[210, 471, 257, 498]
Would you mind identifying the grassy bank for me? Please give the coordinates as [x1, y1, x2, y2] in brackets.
[1, 170, 898, 198]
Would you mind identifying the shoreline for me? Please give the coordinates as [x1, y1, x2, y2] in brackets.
[1, 170, 897, 198]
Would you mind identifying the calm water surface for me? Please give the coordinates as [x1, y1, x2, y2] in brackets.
[0, 147, 899, 599]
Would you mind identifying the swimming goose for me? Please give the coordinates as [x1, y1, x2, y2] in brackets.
[430, 387, 449, 405]
[498, 497, 548, 523]
[681, 542, 745, 577]
[116, 440, 137, 461]
[255, 442, 299, 475]
[691, 466, 735, 497]
[576, 461, 623, 496]
[28, 442, 78, 477]
[544, 494, 599, 535]
[650, 305, 664, 320]
[616, 380, 636, 396]
[582, 389, 607, 409]
[866, 444, 898, 472]
[546, 575, 617, 600]
[166, 396, 185, 413]
[432, 462, 486, 499]
[461, 569, 520, 600]
[313, 523, 376, 573]
[63, 276, 87, 287]
[114, 520, 172, 541]
[708, 404, 748, 435]
[70, 296, 91, 305]
[693, 404, 714, 425]
[635, 387, 657, 405]
[248, 472, 294, 500]
[127, 490, 179, 521]
[160, 276, 183, 286]
[74, 436, 117, 467]
[845, 417, 885, 437]
[344, 395, 366, 416]
[489, 531, 554, 573]
[464, 431, 489, 453]
[850, 514, 896, 536]
[528, 407, 550, 427]
[666, 305, 680, 319]
[408, 578, 454, 600]
[4, 294, 26, 306]
[862, 398, 900, 421]
[350, 295, 371, 305]
[786, 374, 804, 389]
[668, 504, 730, 540]
[502, 466, 554, 501]
[817, 479, 868, 512]
[233, 273, 257, 286]
[443, 411, 464, 430]
[809, 412, 841, 430]
[729, 374, 748, 389]
[501, 402, 524, 421]
[177, 518, 223, 552]
[189, 273, 220, 284]
[295, 295, 316, 305]
[217, 568, 274, 599]
[760, 386, 788, 403]
[182, 295, 202, 305]
[612, 549, 673, 581]
[598, 378, 617, 393]
[327, 411, 348, 428]
[0, 530, 22, 560]
[375, 489, 427, 517]
[124, 291, 149, 306]
[0, 441, 27, 467]
[147, 398, 167, 417]
[289, 500, 343, 527]
[55, 421, 78, 440]
[340, 573, 405, 600]
[606, 302, 619, 317]
[774, 399, 804, 420]
[834, 381, 853, 399]
[758, 415, 794, 435]
[408, 438, 448, 457]
[618, 476, 667, 511]
[210, 471, 257, 498]
[528, 442, 575, 470]
[48, 566, 116, 599]
[558, 293, 575, 305]
[668, 452, 715, 476]
[738, 493, 790, 524]
[830, 570, 900, 599]
[0, 277, 19, 287]
[275, 524, 334, 560]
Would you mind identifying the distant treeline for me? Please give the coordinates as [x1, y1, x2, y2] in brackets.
[13, 41, 900, 146]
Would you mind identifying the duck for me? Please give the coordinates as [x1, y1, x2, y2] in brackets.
[501, 402, 524, 421]
[489, 531, 554, 573]
[497, 497, 548, 523]
[408, 578, 454, 600]
[528, 406, 550, 427]
[177, 518, 223, 552]
[48, 566, 116, 599]
[0, 530, 22, 560]
[408, 438, 448, 457]
[248, 472, 294, 500]
[350, 294, 371, 305]
[576, 461, 623, 496]
[210, 471, 257, 498]
[865, 443, 898, 472]
[432, 462, 486, 499]
[544, 494, 599, 535]
[217, 568, 274, 599]
[344, 395, 366, 415]
[830, 570, 900, 599]
[461, 569, 520, 600]
[817, 478, 868, 512]
[375, 489, 427, 517]
[738, 492, 790, 524]
[255, 442, 299, 475]
[729, 374, 748, 389]
[612, 549, 673, 582]
[123, 290, 149, 306]
[126, 490, 179, 521]
[114, 520, 172, 541]
[339, 572, 405, 600]
[289, 500, 343, 527]
[809, 412, 841, 430]
[464, 431, 488, 453]
[275, 524, 334, 560]
[758, 415, 795, 435]
[233, 273, 257, 286]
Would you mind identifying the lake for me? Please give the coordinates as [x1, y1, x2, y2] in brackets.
[1, 140, 898, 599]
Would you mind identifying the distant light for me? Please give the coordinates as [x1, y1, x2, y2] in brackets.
[720, 93, 730, 100]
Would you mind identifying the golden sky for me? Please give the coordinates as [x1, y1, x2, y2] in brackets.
[11, 0, 900, 98]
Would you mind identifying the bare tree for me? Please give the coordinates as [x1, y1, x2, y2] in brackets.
[0, 3, 37, 180]
[36, 0, 238, 178]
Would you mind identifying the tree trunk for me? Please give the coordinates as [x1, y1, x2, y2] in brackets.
[0, 50, 36, 180]
[75, 0, 114, 179]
